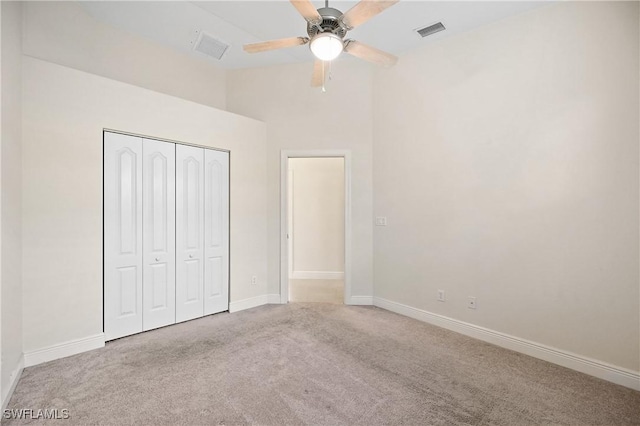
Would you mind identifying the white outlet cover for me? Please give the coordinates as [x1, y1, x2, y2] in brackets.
[375, 217, 387, 226]
[468, 296, 477, 309]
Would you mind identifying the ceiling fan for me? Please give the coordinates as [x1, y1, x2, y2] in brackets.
[243, 0, 399, 88]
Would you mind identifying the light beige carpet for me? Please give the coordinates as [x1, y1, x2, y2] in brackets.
[5, 303, 640, 425]
[289, 279, 344, 304]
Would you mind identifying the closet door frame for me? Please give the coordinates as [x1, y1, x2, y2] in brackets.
[103, 129, 230, 339]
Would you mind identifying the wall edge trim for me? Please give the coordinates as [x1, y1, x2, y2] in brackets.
[348, 296, 373, 305]
[373, 297, 640, 391]
[24, 333, 105, 368]
[267, 294, 282, 304]
[229, 295, 269, 313]
[291, 271, 345, 280]
[1, 355, 24, 410]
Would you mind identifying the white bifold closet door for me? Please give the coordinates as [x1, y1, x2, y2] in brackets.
[175, 145, 230, 322]
[142, 139, 176, 331]
[105, 132, 229, 340]
[204, 149, 230, 315]
[176, 144, 205, 322]
[104, 133, 143, 341]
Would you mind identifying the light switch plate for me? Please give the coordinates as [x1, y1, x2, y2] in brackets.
[375, 217, 387, 226]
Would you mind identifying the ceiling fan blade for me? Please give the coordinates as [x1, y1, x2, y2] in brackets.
[340, 0, 399, 29]
[290, 0, 322, 24]
[345, 40, 398, 67]
[243, 37, 310, 54]
[311, 60, 327, 87]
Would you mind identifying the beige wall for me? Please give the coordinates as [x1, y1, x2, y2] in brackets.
[226, 60, 374, 300]
[1, 0, 23, 406]
[23, 1, 226, 110]
[289, 158, 344, 276]
[21, 57, 267, 353]
[372, 1, 639, 372]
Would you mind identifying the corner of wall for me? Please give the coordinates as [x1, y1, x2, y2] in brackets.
[1, 0, 24, 410]
[0, 0, 4, 407]
[0, 355, 23, 411]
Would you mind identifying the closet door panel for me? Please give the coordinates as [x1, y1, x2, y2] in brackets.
[104, 132, 143, 340]
[142, 139, 176, 331]
[204, 149, 229, 315]
[176, 144, 205, 322]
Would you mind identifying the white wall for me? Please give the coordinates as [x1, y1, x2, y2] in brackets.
[1, 0, 24, 406]
[373, 1, 639, 373]
[289, 158, 344, 277]
[22, 1, 226, 110]
[21, 57, 267, 354]
[226, 59, 374, 300]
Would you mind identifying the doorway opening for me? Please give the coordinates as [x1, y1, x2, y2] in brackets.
[280, 151, 351, 304]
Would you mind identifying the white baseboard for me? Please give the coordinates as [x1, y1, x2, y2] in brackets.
[267, 294, 282, 304]
[373, 297, 640, 391]
[348, 295, 373, 305]
[229, 295, 269, 313]
[291, 271, 345, 280]
[24, 333, 105, 368]
[1, 355, 24, 411]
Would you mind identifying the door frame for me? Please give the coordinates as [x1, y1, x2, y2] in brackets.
[280, 150, 352, 304]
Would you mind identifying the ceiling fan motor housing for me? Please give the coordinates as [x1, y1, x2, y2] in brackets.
[307, 7, 348, 39]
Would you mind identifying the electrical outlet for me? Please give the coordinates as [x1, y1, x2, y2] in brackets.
[251, 276, 257, 286]
[468, 296, 477, 309]
[437, 290, 445, 302]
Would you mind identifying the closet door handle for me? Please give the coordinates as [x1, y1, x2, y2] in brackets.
[155, 257, 160, 262]
[189, 254, 194, 259]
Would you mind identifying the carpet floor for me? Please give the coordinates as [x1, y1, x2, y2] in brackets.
[5, 303, 640, 425]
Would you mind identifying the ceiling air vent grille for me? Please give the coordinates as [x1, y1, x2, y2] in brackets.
[416, 22, 446, 38]
[193, 32, 229, 60]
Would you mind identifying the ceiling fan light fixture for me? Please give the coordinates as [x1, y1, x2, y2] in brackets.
[310, 32, 344, 61]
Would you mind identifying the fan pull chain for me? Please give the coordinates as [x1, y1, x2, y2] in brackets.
[322, 61, 326, 93]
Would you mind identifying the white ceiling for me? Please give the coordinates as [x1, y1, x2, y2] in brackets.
[79, 1, 548, 69]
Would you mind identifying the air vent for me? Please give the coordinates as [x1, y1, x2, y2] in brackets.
[416, 22, 446, 38]
[193, 32, 229, 60]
